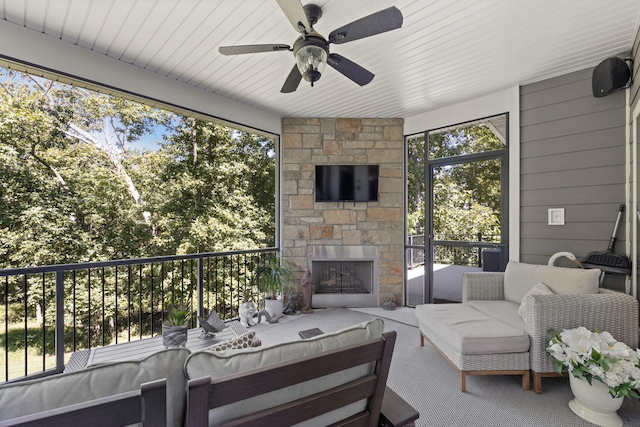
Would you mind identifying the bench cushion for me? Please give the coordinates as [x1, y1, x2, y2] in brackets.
[0, 348, 190, 427]
[415, 304, 529, 354]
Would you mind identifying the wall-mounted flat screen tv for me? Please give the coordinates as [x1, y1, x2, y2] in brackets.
[315, 165, 379, 202]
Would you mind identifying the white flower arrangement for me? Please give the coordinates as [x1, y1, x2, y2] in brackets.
[546, 326, 640, 399]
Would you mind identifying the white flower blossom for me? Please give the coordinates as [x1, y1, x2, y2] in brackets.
[546, 327, 640, 398]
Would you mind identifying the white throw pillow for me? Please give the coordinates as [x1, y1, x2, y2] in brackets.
[518, 281, 555, 320]
[504, 261, 600, 304]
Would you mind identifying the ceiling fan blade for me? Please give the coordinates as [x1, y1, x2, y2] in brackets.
[281, 65, 302, 93]
[328, 6, 403, 44]
[276, 0, 311, 33]
[219, 44, 291, 55]
[327, 54, 374, 86]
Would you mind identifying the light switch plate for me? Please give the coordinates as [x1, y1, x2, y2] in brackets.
[548, 208, 565, 225]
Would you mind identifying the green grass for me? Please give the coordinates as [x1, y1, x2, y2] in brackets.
[0, 320, 157, 382]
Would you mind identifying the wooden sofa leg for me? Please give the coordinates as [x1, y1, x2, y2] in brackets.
[522, 371, 530, 390]
[460, 372, 466, 392]
[533, 372, 543, 394]
[419, 331, 424, 347]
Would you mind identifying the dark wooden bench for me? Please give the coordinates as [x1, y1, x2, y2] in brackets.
[187, 331, 418, 426]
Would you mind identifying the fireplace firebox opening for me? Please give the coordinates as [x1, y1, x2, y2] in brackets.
[308, 245, 379, 308]
[312, 260, 373, 294]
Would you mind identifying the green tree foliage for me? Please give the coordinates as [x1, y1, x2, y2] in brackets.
[432, 159, 501, 242]
[406, 123, 504, 263]
[406, 135, 425, 217]
[136, 119, 275, 255]
[1, 73, 86, 267]
[0, 68, 275, 268]
[429, 125, 503, 214]
[0, 69, 276, 359]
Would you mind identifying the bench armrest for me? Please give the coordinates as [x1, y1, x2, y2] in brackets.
[526, 289, 639, 373]
[462, 272, 505, 302]
[379, 387, 419, 427]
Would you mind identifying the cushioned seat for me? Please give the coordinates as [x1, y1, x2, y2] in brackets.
[416, 304, 529, 354]
[466, 300, 525, 330]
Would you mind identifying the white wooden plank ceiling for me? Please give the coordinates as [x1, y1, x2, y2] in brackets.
[1, 0, 639, 119]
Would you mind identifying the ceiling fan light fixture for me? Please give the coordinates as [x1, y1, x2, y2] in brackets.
[294, 35, 328, 86]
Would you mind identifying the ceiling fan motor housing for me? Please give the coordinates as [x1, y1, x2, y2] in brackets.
[303, 4, 322, 27]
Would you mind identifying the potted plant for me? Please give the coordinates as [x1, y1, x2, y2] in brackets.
[256, 256, 293, 320]
[162, 305, 190, 348]
[547, 326, 640, 426]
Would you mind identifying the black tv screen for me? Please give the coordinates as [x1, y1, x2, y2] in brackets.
[315, 165, 379, 202]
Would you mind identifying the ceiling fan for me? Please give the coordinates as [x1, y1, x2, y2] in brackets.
[218, 0, 403, 93]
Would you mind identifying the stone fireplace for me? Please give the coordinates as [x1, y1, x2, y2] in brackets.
[281, 117, 404, 307]
[308, 245, 378, 307]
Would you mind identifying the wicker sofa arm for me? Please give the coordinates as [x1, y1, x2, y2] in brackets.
[462, 272, 505, 302]
[526, 290, 639, 374]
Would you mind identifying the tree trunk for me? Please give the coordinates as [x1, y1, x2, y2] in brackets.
[65, 122, 151, 224]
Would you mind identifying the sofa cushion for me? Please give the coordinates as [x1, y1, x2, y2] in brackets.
[415, 304, 529, 354]
[503, 261, 600, 304]
[0, 348, 190, 427]
[467, 300, 525, 331]
[184, 318, 384, 426]
[517, 282, 555, 320]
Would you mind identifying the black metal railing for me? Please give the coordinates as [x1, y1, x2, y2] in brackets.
[406, 234, 425, 268]
[433, 242, 488, 267]
[407, 233, 501, 268]
[0, 248, 278, 382]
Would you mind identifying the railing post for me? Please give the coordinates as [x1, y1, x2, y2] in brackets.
[55, 270, 65, 371]
[408, 235, 413, 270]
[197, 257, 204, 318]
[477, 232, 483, 268]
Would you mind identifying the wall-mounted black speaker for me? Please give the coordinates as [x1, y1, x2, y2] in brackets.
[592, 57, 631, 98]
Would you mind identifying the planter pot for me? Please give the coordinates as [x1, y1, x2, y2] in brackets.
[568, 374, 624, 427]
[162, 323, 188, 348]
[264, 299, 283, 320]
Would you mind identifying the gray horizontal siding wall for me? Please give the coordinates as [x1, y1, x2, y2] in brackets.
[520, 67, 627, 290]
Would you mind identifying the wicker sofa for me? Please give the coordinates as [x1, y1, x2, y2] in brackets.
[416, 261, 639, 393]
